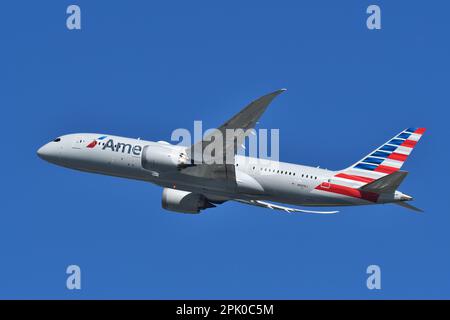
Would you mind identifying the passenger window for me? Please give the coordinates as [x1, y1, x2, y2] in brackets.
[53, 138, 61, 142]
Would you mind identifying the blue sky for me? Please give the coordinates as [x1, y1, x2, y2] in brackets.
[1, 0, 449, 299]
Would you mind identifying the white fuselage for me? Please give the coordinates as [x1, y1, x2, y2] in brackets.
[37, 133, 402, 208]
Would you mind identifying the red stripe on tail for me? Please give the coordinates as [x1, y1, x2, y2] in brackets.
[374, 165, 398, 174]
[401, 140, 417, 148]
[388, 152, 408, 162]
[414, 128, 426, 135]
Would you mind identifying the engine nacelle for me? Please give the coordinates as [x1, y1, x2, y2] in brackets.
[161, 188, 215, 214]
[141, 144, 189, 173]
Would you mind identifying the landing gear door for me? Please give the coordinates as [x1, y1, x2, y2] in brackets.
[72, 136, 85, 149]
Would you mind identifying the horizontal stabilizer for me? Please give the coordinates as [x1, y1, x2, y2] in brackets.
[235, 199, 338, 214]
[394, 201, 424, 213]
[360, 170, 408, 193]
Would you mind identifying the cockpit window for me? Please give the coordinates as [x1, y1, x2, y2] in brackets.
[53, 138, 61, 142]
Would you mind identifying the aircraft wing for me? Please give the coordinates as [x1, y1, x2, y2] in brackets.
[235, 199, 339, 214]
[186, 89, 286, 165]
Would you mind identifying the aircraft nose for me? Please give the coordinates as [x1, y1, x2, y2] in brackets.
[37, 142, 60, 162]
[37, 144, 50, 160]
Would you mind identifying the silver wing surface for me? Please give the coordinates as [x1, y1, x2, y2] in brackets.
[180, 89, 286, 180]
[187, 88, 286, 165]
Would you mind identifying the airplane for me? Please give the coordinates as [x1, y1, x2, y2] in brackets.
[37, 89, 426, 214]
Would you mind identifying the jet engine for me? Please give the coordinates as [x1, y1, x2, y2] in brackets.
[141, 144, 190, 173]
[161, 188, 215, 214]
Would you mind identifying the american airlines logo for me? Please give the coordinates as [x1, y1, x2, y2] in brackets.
[86, 135, 107, 148]
[87, 136, 142, 156]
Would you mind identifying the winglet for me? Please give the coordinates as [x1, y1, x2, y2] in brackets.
[260, 89, 286, 101]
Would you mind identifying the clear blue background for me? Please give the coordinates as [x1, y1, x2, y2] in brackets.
[1, 0, 449, 299]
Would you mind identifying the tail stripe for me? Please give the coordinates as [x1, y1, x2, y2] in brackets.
[371, 151, 390, 158]
[388, 152, 408, 161]
[414, 128, 426, 134]
[397, 132, 411, 139]
[354, 163, 377, 171]
[380, 145, 397, 152]
[336, 128, 426, 181]
[374, 165, 398, 174]
[389, 139, 405, 146]
[401, 140, 417, 148]
[408, 133, 422, 141]
[380, 158, 403, 168]
[363, 157, 384, 165]
[394, 145, 414, 155]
